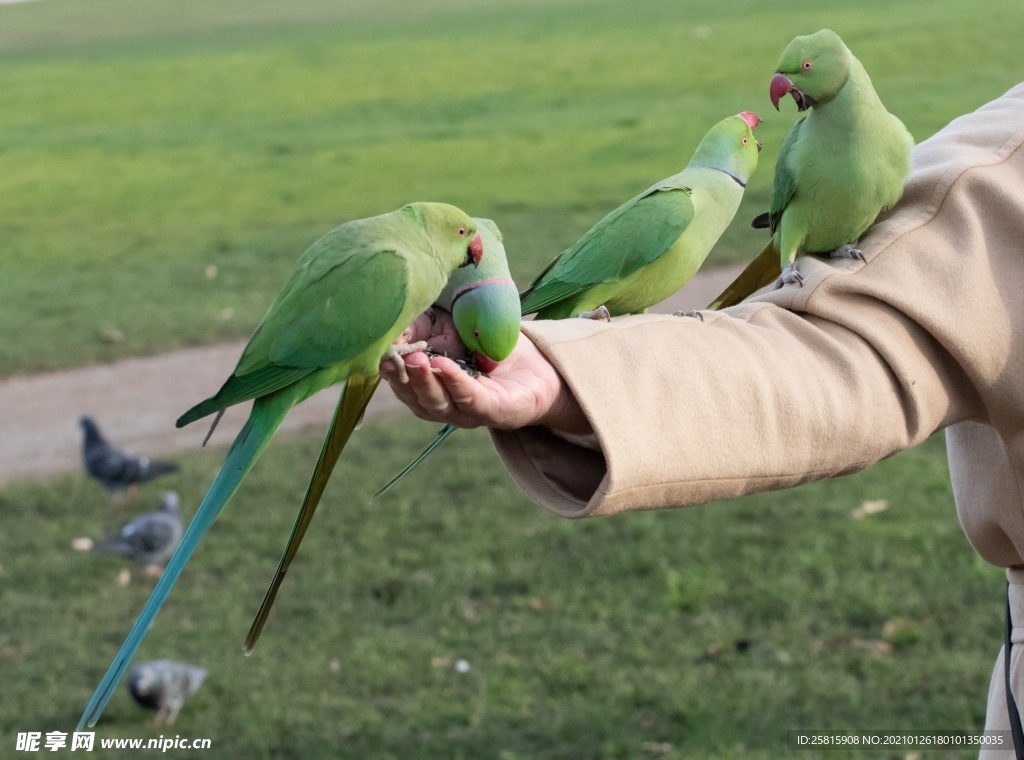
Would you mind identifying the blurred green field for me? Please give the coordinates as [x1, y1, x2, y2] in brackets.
[0, 0, 1020, 372]
[0, 423, 1003, 759]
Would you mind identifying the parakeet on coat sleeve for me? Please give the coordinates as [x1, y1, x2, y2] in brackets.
[709, 29, 913, 309]
[520, 111, 762, 319]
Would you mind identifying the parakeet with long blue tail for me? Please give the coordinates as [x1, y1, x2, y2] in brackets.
[78, 202, 483, 729]
[242, 216, 516, 653]
[709, 29, 913, 309]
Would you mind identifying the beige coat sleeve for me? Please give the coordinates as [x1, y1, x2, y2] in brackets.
[491, 83, 1024, 562]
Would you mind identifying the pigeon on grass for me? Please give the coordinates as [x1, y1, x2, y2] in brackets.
[79, 416, 178, 500]
[126, 660, 207, 727]
[95, 492, 183, 577]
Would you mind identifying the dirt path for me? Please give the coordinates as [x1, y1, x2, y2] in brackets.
[0, 264, 744, 482]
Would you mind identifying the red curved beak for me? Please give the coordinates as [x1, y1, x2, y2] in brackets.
[474, 352, 500, 375]
[738, 111, 761, 130]
[467, 232, 483, 267]
[770, 73, 793, 111]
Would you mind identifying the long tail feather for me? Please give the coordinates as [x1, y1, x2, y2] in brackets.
[77, 394, 292, 730]
[243, 375, 380, 654]
[706, 242, 780, 310]
[373, 424, 457, 498]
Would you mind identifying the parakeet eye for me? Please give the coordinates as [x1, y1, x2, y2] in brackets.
[802, 59, 813, 70]
[741, 136, 749, 146]
[456, 226, 468, 238]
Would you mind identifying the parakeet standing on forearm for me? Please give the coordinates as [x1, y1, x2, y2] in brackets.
[520, 111, 762, 319]
[243, 216, 517, 652]
[377, 112, 762, 496]
[709, 29, 913, 309]
[78, 202, 484, 729]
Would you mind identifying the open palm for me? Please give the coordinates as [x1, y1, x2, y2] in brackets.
[381, 309, 589, 434]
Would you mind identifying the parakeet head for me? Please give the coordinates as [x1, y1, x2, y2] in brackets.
[452, 283, 521, 368]
[405, 202, 484, 271]
[770, 29, 851, 112]
[689, 111, 761, 186]
[447, 219, 520, 368]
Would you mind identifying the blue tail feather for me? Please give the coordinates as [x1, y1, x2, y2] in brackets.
[77, 395, 290, 730]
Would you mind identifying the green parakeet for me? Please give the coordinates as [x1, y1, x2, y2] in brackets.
[368, 217, 520, 498]
[376, 112, 762, 496]
[78, 202, 484, 729]
[436, 218, 521, 370]
[243, 216, 517, 653]
[709, 29, 913, 309]
[520, 111, 762, 319]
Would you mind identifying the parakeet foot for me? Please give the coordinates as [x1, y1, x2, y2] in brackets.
[829, 243, 865, 262]
[672, 310, 705, 322]
[578, 305, 611, 321]
[775, 264, 804, 288]
[383, 341, 429, 384]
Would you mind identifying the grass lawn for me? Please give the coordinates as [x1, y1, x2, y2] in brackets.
[0, 0, 1021, 372]
[0, 419, 1004, 758]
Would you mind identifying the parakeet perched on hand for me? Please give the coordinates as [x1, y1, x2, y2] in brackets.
[434, 217, 520, 372]
[709, 29, 913, 309]
[242, 216, 515, 653]
[368, 218, 519, 499]
[520, 111, 762, 319]
[78, 202, 483, 729]
[376, 113, 762, 497]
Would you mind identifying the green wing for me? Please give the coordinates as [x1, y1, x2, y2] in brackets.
[254, 251, 407, 370]
[520, 185, 695, 315]
[768, 116, 805, 235]
[179, 241, 408, 425]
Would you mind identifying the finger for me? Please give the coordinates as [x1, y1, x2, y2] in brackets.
[396, 312, 436, 345]
[425, 332, 468, 361]
[381, 350, 427, 398]
[424, 310, 469, 361]
[380, 360, 456, 424]
[428, 307, 453, 337]
[408, 357, 456, 415]
[430, 356, 495, 414]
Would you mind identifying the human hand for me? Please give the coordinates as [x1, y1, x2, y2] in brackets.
[381, 309, 591, 435]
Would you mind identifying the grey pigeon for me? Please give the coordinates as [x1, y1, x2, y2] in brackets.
[96, 492, 183, 568]
[79, 416, 178, 495]
[126, 660, 207, 726]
